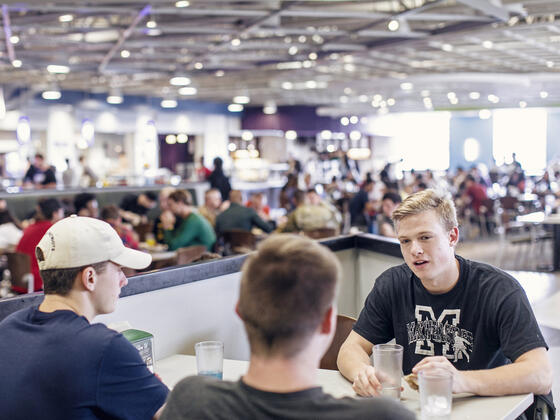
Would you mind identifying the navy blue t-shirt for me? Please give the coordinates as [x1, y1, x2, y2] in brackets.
[0, 306, 169, 420]
[354, 255, 548, 374]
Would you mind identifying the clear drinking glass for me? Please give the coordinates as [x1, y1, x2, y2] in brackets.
[195, 341, 224, 380]
[419, 369, 453, 420]
[372, 343, 403, 399]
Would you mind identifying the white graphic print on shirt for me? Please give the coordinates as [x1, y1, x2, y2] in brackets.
[406, 305, 473, 363]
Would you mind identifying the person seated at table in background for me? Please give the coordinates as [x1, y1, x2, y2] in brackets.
[0, 216, 169, 419]
[101, 204, 140, 250]
[74, 192, 99, 218]
[22, 153, 57, 189]
[163, 190, 216, 251]
[376, 191, 401, 238]
[152, 187, 176, 244]
[120, 191, 158, 226]
[215, 190, 273, 236]
[246, 192, 270, 221]
[337, 189, 553, 416]
[349, 179, 375, 230]
[15, 198, 64, 293]
[160, 234, 414, 420]
[198, 188, 226, 228]
[282, 189, 341, 234]
[0, 199, 23, 250]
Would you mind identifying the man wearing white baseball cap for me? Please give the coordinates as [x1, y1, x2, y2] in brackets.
[0, 215, 169, 420]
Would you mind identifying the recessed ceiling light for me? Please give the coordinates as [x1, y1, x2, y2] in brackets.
[441, 44, 453, 52]
[231, 38, 241, 47]
[165, 134, 177, 144]
[47, 64, 70, 74]
[349, 130, 361, 141]
[10, 35, 19, 44]
[147, 28, 162, 36]
[488, 94, 500, 103]
[288, 46, 298, 55]
[469, 91, 480, 100]
[12, 59, 22, 68]
[175, 0, 190, 7]
[281, 81, 293, 90]
[241, 131, 254, 141]
[170, 76, 191, 86]
[59, 14, 74, 22]
[146, 20, 157, 29]
[161, 99, 178, 108]
[388, 20, 400, 31]
[387, 98, 396, 106]
[321, 130, 332, 140]
[233, 95, 250, 104]
[215, 70, 225, 77]
[308, 52, 318, 60]
[42, 89, 61, 100]
[120, 50, 130, 58]
[482, 40, 493, 49]
[359, 95, 369, 103]
[400, 82, 413, 91]
[177, 133, 188, 143]
[305, 80, 317, 89]
[340, 117, 349, 126]
[263, 102, 277, 115]
[373, 94, 383, 102]
[228, 103, 244, 112]
[107, 94, 123, 104]
[194, 62, 203, 69]
[540, 91, 548, 98]
[178, 86, 197, 95]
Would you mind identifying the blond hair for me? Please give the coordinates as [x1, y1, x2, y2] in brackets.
[392, 189, 457, 232]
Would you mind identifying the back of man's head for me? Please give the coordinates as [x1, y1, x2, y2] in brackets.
[74, 193, 96, 214]
[237, 234, 340, 358]
[38, 198, 62, 221]
[229, 190, 243, 204]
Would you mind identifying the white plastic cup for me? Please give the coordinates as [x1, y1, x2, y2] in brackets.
[372, 343, 403, 399]
[195, 341, 224, 380]
[419, 369, 453, 420]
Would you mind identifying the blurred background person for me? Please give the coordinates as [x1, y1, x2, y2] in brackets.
[208, 157, 231, 202]
[101, 204, 139, 250]
[22, 153, 57, 189]
[198, 188, 224, 228]
[120, 191, 158, 226]
[376, 191, 402, 238]
[215, 190, 273, 236]
[73, 193, 99, 218]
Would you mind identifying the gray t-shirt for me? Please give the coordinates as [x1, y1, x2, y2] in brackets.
[161, 376, 415, 420]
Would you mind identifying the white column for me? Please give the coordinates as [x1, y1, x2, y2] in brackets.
[46, 106, 76, 171]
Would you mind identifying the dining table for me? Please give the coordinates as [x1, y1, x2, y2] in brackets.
[516, 212, 560, 271]
[156, 354, 533, 420]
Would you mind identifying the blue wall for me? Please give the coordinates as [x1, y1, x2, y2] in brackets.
[449, 116, 493, 171]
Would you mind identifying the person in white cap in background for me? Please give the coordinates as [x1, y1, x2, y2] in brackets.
[0, 215, 169, 420]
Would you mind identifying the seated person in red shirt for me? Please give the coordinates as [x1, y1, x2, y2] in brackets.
[101, 204, 140, 250]
[15, 198, 64, 292]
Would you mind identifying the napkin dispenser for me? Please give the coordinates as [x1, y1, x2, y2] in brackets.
[122, 329, 155, 373]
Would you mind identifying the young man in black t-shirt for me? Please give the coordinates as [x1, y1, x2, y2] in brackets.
[338, 189, 553, 403]
[161, 234, 414, 420]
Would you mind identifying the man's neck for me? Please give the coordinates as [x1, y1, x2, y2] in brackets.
[421, 257, 460, 294]
[242, 353, 319, 393]
[39, 293, 95, 322]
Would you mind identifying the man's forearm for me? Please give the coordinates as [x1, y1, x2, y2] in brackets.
[462, 357, 552, 396]
[337, 343, 372, 382]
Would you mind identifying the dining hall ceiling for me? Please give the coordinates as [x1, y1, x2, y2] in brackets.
[2, 0, 560, 116]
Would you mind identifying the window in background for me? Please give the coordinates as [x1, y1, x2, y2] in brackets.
[369, 112, 451, 171]
[493, 108, 547, 174]
[464, 137, 480, 162]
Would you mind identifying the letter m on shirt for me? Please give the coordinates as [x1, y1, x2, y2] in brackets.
[412, 305, 460, 357]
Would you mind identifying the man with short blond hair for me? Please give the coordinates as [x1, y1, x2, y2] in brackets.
[161, 234, 414, 420]
[338, 189, 553, 415]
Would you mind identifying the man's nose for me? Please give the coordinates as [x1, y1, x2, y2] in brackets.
[410, 241, 423, 255]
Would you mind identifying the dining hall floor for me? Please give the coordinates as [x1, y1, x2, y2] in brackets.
[457, 238, 560, 405]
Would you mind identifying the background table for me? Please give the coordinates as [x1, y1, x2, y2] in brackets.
[157, 354, 533, 420]
[517, 212, 560, 271]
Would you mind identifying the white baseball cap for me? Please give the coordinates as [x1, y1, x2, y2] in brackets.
[36, 215, 152, 270]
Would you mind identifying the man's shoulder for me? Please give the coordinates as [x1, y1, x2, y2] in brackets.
[375, 263, 411, 286]
[459, 256, 522, 292]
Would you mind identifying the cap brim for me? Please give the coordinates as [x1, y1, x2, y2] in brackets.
[111, 247, 152, 270]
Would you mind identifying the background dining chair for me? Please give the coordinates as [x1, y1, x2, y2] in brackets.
[319, 314, 356, 370]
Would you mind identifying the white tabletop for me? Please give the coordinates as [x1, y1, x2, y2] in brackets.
[156, 354, 533, 420]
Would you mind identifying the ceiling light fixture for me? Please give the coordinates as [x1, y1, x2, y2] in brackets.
[388, 20, 400, 31]
[12, 60, 22, 68]
[469, 91, 480, 100]
[10, 35, 19, 44]
[146, 20, 157, 29]
[178, 86, 197, 95]
[233, 95, 250, 104]
[47, 64, 70, 74]
[241, 131, 254, 141]
[59, 14, 74, 22]
[120, 50, 130, 58]
[228, 104, 244, 112]
[441, 44, 454, 52]
[488, 94, 500, 103]
[194, 62, 203, 69]
[107, 93, 123, 104]
[340, 117, 349, 126]
[161, 99, 178, 108]
[288, 46, 298, 55]
[540, 91, 548, 99]
[263, 101, 277, 115]
[165, 134, 177, 144]
[308, 52, 318, 60]
[215, 70, 225, 77]
[175, 1, 190, 7]
[231, 38, 241, 47]
[42, 88, 61, 100]
[482, 40, 493, 49]
[177, 133, 189, 143]
[170, 76, 191, 86]
[400, 82, 413, 91]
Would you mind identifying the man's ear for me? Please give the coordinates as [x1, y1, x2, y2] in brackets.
[80, 267, 96, 292]
[320, 306, 335, 335]
[449, 226, 459, 247]
[235, 301, 243, 320]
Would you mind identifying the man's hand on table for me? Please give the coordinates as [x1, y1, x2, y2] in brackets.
[412, 356, 470, 394]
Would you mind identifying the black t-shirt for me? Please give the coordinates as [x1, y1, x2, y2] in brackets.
[354, 255, 548, 374]
[161, 376, 414, 420]
[120, 194, 150, 216]
[23, 165, 56, 185]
